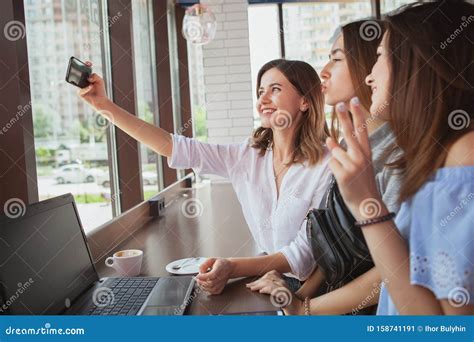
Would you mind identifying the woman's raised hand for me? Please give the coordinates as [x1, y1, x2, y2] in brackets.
[77, 61, 109, 111]
[326, 97, 386, 221]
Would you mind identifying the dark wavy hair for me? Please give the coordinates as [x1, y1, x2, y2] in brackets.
[330, 19, 385, 141]
[384, 1, 474, 201]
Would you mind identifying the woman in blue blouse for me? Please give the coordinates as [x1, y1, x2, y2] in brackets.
[325, 1, 473, 315]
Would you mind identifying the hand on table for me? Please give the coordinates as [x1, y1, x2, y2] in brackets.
[246, 270, 288, 295]
[195, 258, 234, 295]
[246, 270, 303, 314]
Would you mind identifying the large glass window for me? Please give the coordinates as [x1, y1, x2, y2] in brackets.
[25, 0, 114, 233]
[131, 0, 162, 199]
[247, 2, 372, 126]
[187, 42, 207, 142]
[283, 2, 372, 73]
[381, 0, 416, 14]
[248, 4, 281, 126]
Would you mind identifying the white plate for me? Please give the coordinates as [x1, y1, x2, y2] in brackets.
[165, 257, 207, 275]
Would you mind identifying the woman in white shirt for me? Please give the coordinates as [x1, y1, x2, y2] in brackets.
[78, 59, 332, 294]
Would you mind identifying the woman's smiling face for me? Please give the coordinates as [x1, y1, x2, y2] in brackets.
[256, 67, 307, 130]
[320, 34, 355, 106]
[365, 32, 391, 117]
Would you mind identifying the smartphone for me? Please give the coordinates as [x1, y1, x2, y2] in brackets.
[65, 56, 92, 88]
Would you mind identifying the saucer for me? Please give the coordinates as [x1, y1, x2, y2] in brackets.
[165, 257, 206, 275]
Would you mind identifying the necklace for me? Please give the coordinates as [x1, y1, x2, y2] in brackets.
[271, 142, 294, 181]
[273, 159, 292, 180]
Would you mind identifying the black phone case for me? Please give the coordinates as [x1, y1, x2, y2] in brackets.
[65, 57, 92, 88]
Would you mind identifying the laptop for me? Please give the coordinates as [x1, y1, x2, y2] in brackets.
[0, 193, 195, 315]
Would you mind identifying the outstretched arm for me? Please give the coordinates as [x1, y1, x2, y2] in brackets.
[77, 61, 173, 158]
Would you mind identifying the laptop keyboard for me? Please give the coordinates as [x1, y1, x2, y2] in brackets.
[86, 277, 159, 316]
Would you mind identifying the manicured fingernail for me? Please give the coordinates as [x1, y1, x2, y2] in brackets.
[351, 97, 360, 106]
[336, 102, 347, 112]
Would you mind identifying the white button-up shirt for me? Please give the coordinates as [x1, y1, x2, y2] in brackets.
[168, 134, 332, 280]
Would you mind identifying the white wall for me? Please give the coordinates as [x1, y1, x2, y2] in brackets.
[200, 0, 254, 144]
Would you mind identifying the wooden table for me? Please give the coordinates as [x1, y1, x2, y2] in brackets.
[95, 182, 279, 315]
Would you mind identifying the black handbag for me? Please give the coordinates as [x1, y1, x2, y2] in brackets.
[306, 177, 374, 291]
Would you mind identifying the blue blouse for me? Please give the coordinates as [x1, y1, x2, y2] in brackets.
[377, 166, 474, 315]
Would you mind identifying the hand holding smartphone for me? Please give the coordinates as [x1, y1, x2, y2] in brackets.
[65, 56, 92, 88]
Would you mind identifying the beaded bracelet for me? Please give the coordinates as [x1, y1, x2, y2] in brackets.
[355, 212, 396, 228]
[303, 297, 311, 315]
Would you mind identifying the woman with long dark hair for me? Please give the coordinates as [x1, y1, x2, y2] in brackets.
[327, 1, 473, 314]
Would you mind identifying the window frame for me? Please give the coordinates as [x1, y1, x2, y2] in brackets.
[249, 0, 383, 58]
[1, 0, 192, 231]
[0, 0, 39, 208]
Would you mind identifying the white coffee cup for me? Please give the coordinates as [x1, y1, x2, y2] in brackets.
[105, 249, 143, 277]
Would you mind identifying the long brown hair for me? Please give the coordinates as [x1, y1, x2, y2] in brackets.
[330, 19, 384, 140]
[251, 59, 329, 166]
[385, 1, 474, 202]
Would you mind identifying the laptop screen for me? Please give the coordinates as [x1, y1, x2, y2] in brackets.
[0, 194, 98, 314]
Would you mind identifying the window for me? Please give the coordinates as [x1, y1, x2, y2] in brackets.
[283, 2, 372, 74]
[187, 42, 207, 142]
[25, 0, 114, 233]
[248, 1, 372, 123]
[248, 4, 281, 126]
[131, 0, 162, 199]
[381, 0, 416, 14]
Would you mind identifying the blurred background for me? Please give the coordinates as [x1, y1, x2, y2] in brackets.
[2, 0, 418, 232]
